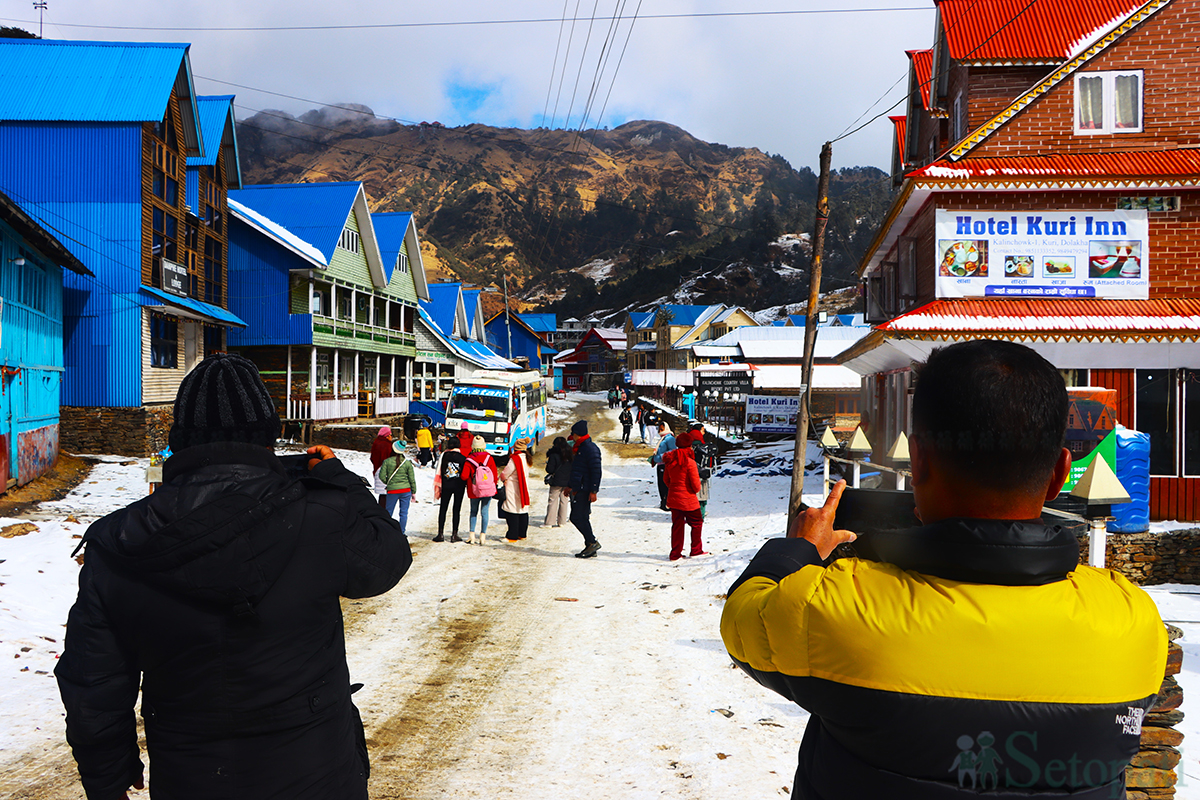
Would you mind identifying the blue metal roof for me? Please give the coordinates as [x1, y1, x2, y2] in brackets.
[517, 312, 556, 333]
[371, 211, 413, 282]
[423, 282, 461, 339]
[229, 183, 361, 262]
[140, 286, 247, 327]
[461, 289, 481, 335]
[417, 306, 518, 370]
[0, 38, 189, 120]
[188, 96, 240, 188]
[659, 304, 713, 327]
[631, 311, 655, 330]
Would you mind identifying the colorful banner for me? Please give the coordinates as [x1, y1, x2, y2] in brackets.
[744, 395, 799, 434]
[934, 209, 1149, 299]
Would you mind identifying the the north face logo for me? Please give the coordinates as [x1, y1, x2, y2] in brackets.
[1116, 707, 1144, 735]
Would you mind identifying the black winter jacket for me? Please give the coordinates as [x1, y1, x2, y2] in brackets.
[722, 518, 1166, 800]
[568, 436, 602, 494]
[56, 443, 412, 800]
[544, 450, 573, 487]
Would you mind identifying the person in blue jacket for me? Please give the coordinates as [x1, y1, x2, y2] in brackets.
[566, 419, 602, 558]
[650, 422, 677, 511]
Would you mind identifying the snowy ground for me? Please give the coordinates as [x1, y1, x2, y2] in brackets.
[0, 395, 1198, 797]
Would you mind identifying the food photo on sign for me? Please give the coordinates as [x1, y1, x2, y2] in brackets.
[938, 240, 988, 277]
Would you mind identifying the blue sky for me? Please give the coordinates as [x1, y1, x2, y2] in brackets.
[0, 0, 937, 172]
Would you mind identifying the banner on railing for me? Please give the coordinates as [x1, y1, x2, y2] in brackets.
[744, 395, 799, 434]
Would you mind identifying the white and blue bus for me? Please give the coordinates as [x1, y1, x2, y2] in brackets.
[445, 370, 549, 455]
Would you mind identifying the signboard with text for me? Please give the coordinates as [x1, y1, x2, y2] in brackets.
[744, 394, 799, 434]
[934, 209, 1149, 300]
[161, 259, 188, 297]
[696, 374, 753, 403]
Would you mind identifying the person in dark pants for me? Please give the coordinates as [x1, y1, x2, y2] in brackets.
[55, 353, 412, 800]
[435, 435, 468, 542]
[618, 405, 633, 444]
[566, 419, 602, 558]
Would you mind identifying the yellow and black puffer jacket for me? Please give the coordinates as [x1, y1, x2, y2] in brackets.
[721, 518, 1166, 800]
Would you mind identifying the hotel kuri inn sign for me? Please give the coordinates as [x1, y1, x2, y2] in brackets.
[934, 209, 1150, 300]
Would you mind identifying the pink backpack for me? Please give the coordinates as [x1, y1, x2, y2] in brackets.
[471, 455, 497, 497]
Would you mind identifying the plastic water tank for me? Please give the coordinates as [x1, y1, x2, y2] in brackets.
[1110, 426, 1150, 533]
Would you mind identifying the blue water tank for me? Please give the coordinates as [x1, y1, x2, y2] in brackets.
[1110, 426, 1150, 533]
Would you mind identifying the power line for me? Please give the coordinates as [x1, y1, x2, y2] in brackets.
[0, 7, 929, 33]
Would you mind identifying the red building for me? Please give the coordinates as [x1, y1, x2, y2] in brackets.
[839, 0, 1200, 520]
[555, 327, 626, 391]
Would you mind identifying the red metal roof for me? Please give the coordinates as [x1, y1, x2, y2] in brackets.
[890, 115, 907, 158]
[911, 150, 1200, 180]
[936, 0, 1150, 61]
[907, 49, 935, 111]
[880, 298, 1200, 334]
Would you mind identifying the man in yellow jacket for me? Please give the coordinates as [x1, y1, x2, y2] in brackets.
[722, 340, 1165, 799]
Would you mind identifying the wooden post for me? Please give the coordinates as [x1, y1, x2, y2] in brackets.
[788, 141, 833, 527]
[309, 346, 317, 412]
[286, 345, 292, 420]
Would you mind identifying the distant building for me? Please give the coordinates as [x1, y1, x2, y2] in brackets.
[555, 327, 626, 391]
[485, 309, 556, 373]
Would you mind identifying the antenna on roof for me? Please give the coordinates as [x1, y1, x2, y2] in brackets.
[32, 1, 46, 39]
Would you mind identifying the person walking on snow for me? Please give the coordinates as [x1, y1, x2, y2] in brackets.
[618, 405, 633, 444]
[415, 421, 434, 467]
[650, 422, 676, 512]
[688, 420, 714, 518]
[663, 430, 707, 560]
[434, 433, 468, 542]
[501, 438, 533, 541]
[543, 436, 573, 527]
[55, 352, 411, 800]
[566, 420, 602, 558]
[644, 408, 660, 446]
[379, 441, 417, 534]
[636, 403, 648, 443]
[463, 437, 499, 545]
[369, 426, 393, 508]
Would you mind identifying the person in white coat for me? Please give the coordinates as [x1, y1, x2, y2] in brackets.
[500, 437, 532, 541]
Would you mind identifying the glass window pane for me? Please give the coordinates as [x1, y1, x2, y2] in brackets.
[1115, 74, 1140, 129]
[1185, 371, 1200, 475]
[1078, 76, 1103, 130]
[1136, 369, 1176, 475]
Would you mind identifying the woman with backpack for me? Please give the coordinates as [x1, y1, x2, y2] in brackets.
[543, 437, 573, 527]
[618, 406, 633, 444]
[463, 436, 498, 545]
[433, 433, 469, 542]
[500, 438, 533, 541]
[379, 441, 417, 535]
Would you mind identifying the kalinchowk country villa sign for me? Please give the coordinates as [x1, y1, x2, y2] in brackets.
[935, 209, 1149, 300]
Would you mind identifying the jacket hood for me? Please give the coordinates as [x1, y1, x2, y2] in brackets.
[663, 447, 695, 468]
[852, 517, 1080, 586]
[82, 443, 308, 616]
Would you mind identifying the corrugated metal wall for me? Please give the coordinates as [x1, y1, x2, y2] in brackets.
[0, 122, 144, 407]
[226, 215, 302, 346]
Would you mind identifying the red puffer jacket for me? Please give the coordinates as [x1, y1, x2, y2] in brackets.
[663, 446, 701, 511]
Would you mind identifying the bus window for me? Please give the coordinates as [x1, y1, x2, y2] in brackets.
[447, 386, 510, 419]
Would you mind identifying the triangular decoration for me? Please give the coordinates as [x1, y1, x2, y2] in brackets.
[886, 432, 910, 462]
[820, 427, 839, 449]
[1070, 456, 1131, 505]
[847, 427, 871, 454]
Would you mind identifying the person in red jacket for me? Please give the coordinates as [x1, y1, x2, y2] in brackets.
[663, 430, 707, 560]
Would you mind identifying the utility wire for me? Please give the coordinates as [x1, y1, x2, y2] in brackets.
[0, 7, 929, 33]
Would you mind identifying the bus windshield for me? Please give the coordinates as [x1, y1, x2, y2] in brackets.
[447, 385, 512, 419]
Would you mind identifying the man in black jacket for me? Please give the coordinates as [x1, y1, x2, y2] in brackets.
[56, 353, 412, 800]
[722, 340, 1165, 799]
[566, 419, 602, 558]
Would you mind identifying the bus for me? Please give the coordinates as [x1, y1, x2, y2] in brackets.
[445, 370, 549, 455]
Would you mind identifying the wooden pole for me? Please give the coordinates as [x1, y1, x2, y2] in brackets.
[788, 141, 833, 528]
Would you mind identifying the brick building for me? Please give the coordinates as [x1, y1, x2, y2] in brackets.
[839, 0, 1200, 520]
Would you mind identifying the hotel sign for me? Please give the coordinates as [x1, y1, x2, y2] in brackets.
[934, 209, 1149, 300]
[161, 259, 188, 297]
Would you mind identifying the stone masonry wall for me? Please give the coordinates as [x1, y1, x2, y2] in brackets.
[60, 406, 174, 458]
[1127, 626, 1185, 799]
[1073, 529, 1200, 585]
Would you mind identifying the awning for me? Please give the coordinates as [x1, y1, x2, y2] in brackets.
[140, 287, 247, 328]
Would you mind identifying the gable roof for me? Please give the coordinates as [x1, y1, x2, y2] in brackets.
[657, 304, 715, 327]
[912, 149, 1200, 180]
[630, 311, 655, 330]
[907, 49, 937, 112]
[228, 197, 327, 268]
[229, 182, 386, 286]
[486, 308, 554, 347]
[188, 95, 242, 189]
[416, 305, 519, 370]
[460, 289, 482, 338]
[371, 211, 430, 301]
[937, 0, 1149, 62]
[517, 313, 557, 333]
[0, 38, 202, 156]
[424, 282, 464, 338]
[948, 0, 1173, 160]
[890, 115, 907, 156]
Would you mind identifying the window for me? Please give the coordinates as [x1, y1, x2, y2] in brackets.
[339, 228, 360, 254]
[311, 284, 332, 316]
[397, 252, 409, 273]
[15, 258, 47, 312]
[1075, 71, 1142, 134]
[316, 353, 331, 391]
[337, 287, 352, 320]
[204, 238, 223, 304]
[150, 315, 178, 368]
[898, 238, 917, 308]
[1185, 370, 1200, 476]
[1136, 369, 1175, 476]
[952, 94, 964, 142]
[152, 206, 179, 281]
[203, 325, 223, 357]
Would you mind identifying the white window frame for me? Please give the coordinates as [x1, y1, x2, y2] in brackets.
[398, 252, 409, 273]
[952, 94, 964, 142]
[338, 228, 361, 254]
[1074, 70, 1143, 135]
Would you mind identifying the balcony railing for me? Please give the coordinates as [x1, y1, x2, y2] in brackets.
[310, 313, 416, 347]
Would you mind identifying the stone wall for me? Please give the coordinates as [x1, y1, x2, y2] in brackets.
[1127, 626, 1185, 799]
[1073, 529, 1200, 585]
[61, 406, 174, 457]
[313, 416, 408, 453]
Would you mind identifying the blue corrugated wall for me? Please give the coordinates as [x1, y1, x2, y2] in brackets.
[0, 217, 66, 483]
[0, 122, 144, 407]
[227, 215, 310, 346]
[485, 317, 543, 370]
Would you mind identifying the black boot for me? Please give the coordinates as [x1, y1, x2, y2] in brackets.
[433, 532, 445, 542]
[450, 532, 462, 543]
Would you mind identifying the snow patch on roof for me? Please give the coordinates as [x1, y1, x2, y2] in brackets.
[1067, 3, 1145, 59]
[229, 198, 328, 267]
